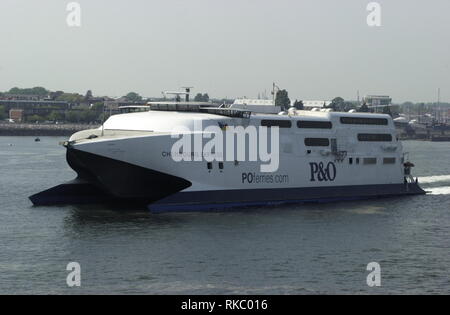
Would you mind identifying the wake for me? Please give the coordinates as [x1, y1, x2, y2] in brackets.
[427, 186, 450, 195]
[419, 175, 450, 184]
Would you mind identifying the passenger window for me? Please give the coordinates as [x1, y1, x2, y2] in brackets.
[304, 138, 330, 147]
[297, 121, 333, 129]
[358, 134, 393, 142]
[363, 158, 377, 165]
[383, 157, 396, 164]
[261, 120, 292, 128]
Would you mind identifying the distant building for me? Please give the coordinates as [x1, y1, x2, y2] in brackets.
[363, 95, 392, 107]
[232, 99, 282, 114]
[0, 100, 70, 119]
[9, 109, 24, 122]
[301, 100, 332, 109]
[2, 94, 44, 101]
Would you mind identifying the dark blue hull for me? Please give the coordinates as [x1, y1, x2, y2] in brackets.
[148, 183, 426, 212]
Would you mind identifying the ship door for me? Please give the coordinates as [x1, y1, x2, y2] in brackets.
[331, 138, 338, 154]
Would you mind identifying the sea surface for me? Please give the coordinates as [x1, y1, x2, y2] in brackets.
[0, 137, 449, 294]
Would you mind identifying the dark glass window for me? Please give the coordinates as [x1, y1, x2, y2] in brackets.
[340, 117, 388, 125]
[358, 133, 393, 142]
[219, 162, 224, 169]
[304, 138, 330, 147]
[363, 158, 377, 165]
[261, 120, 292, 128]
[383, 157, 396, 164]
[207, 162, 212, 170]
[297, 121, 332, 129]
[349, 158, 353, 165]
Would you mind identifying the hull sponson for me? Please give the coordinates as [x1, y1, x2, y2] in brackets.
[149, 183, 426, 212]
[65, 148, 192, 201]
[29, 179, 113, 206]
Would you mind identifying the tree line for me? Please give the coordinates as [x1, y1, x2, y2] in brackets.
[0, 87, 149, 123]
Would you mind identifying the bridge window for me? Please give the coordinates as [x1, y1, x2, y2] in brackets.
[304, 138, 330, 147]
[363, 158, 377, 165]
[358, 133, 393, 142]
[297, 121, 333, 129]
[383, 157, 396, 164]
[261, 120, 292, 128]
[340, 117, 388, 125]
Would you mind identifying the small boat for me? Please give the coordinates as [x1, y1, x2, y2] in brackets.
[35, 138, 41, 142]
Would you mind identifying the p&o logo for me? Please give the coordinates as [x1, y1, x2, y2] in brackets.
[309, 162, 337, 182]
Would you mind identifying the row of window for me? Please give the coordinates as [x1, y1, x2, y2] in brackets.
[260, 120, 293, 128]
[260, 117, 389, 129]
[340, 117, 389, 125]
[297, 121, 333, 129]
[349, 157, 396, 165]
[261, 120, 332, 129]
[357, 133, 393, 142]
[303, 134, 392, 147]
[304, 138, 330, 146]
[206, 158, 396, 169]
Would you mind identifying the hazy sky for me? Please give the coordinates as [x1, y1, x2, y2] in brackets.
[0, 0, 449, 102]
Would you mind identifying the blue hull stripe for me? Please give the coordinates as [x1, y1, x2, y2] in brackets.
[148, 183, 426, 212]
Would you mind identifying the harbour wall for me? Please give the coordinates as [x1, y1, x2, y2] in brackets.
[0, 123, 99, 137]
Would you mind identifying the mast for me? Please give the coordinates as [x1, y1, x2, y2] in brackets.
[437, 88, 441, 123]
[272, 82, 280, 106]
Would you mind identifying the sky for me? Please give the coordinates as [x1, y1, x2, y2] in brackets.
[0, 0, 449, 103]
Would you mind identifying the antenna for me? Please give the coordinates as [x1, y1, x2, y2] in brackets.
[181, 86, 194, 102]
[101, 101, 106, 137]
[272, 82, 280, 105]
[437, 88, 441, 123]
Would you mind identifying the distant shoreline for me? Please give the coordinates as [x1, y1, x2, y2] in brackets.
[0, 123, 98, 136]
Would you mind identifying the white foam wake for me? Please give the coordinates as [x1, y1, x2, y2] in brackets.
[419, 175, 450, 184]
[427, 186, 450, 195]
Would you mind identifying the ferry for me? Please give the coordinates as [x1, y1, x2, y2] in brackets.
[30, 92, 425, 211]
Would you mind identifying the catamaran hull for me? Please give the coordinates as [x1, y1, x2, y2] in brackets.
[29, 148, 192, 206]
[29, 148, 425, 210]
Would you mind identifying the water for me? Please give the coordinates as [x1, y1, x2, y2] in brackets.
[0, 137, 449, 294]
